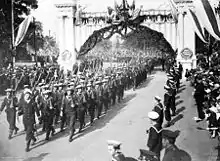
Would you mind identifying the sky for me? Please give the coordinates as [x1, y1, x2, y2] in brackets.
[33, 0, 168, 36]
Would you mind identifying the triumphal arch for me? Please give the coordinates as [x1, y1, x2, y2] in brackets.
[55, 0, 196, 71]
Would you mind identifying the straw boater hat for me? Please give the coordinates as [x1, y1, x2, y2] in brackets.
[43, 90, 51, 95]
[76, 84, 82, 89]
[5, 88, 14, 93]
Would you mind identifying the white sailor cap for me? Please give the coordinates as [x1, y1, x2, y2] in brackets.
[76, 85, 82, 89]
[148, 111, 159, 120]
[43, 90, 51, 95]
[154, 96, 162, 102]
[164, 85, 171, 90]
[107, 140, 122, 148]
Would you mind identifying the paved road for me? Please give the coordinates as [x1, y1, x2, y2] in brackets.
[0, 71, 218, 161]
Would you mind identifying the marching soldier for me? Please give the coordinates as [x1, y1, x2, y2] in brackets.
[109, 76, 117, 106]
[96, 81, 103, 119]
[87, 82, 96, 125]
[17, 89, 40, 152]
[163, 85, 172, 127]
[0, 88, 19, 140]
[52, 84, 60, 125]
[60, 87, 77, 142]
[42, 90, 55, 141]
[102, 79, 109, 114]
[76, 84, 87, 132]
[146, 111, 163, 159]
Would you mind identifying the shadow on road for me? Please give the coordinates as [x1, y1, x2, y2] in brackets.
[170, 114, 184, 126]
[70, 93, 137, 141]
[176, 100, 184, 106]
[30, 93, 137, 150]
[177, 87, 186, 94]
[125, 157, 138, 161]
[23, 153, 49, 161]
[176, 95, 180, 100]
[176, 106, 186, 115]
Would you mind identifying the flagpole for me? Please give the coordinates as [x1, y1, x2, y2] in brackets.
[11, 0, 16, 67]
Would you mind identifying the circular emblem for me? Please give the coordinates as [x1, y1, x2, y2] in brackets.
[61, 50, 72, 62]
[180, 48, 193, 60]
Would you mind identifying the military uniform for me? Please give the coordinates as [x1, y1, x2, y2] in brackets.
[61, 88, 77, 141]
[42, 91, 55, 140]
[0, 89, 19, 139]
[87, 84, 96, 124]
[18, 89, 40, 152]
[77, 85, 87, 132]
[96, 82, 103, 119]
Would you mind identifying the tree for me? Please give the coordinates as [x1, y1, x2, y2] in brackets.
[0, 0, 38, 66]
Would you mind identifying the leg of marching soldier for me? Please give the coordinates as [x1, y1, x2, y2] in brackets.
[60, 113, 66, 132]
[68, 113, 76, 142]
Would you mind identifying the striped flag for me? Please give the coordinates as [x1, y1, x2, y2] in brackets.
[168, 0, 178, 22]
[194, 0, 220, 40]
[15, 15, 33, 47]
[187, 9, 207, 43]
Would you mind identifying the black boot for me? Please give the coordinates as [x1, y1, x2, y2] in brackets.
[8, 130, 13, 140]
[25, 140, 31, 152]
[69, 129, 75, 142]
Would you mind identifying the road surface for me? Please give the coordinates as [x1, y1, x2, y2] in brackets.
[0, 71, 218, 161]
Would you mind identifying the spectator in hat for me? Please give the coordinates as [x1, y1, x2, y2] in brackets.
[107, 140, 126, 161]
[193, 75, 205, 121]
[146, 111, 163, 158]
[153, 96, 164, 127]
[17, 89, 40, 152]
[0, 88, 19, 140]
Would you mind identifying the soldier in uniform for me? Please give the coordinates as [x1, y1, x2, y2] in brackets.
[87, 82, 96, 125]
[146, 111, 163, 159]
[76, 84, 87, 132]
[107, 140, 126, 161]
[153, 96, 164, 127]
[60, 87, 77, 142]
[102, 79, 109, 114]
[52, 84, 60, 125]
[0, 89, 19, 139]
[163, 85, 172, 127]
[42, 90, 56, 140]
[96, 81, 103, 119]
[110, 75, 117, 106]
[18, 89, 40, 152]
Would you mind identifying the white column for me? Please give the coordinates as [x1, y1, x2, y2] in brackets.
[62, 16, 66, 52]
[179, 12, 184, 51]
[169, 22, 173, 48]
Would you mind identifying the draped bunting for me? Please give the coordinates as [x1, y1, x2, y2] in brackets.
[187, 8, 207, 43]
[15, 15, 33, 47]
[194, 0, 220, 40]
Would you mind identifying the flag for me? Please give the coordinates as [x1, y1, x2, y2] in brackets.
[168, 0, 178, 22]
[187, 9, 207, 43]
[194, 0, 220, 40]
[14, 15, 33, 47]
